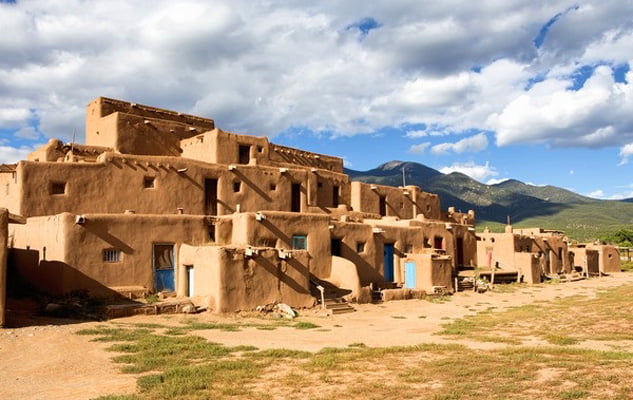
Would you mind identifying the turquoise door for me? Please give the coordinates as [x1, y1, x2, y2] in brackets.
[405, 261, 416, 288]
[384, 244, 394, 281]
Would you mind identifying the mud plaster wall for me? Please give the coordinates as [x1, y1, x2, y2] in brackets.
[10, 214, 69, 294]
[588, 245, 621, 273]
[0, 209, 7, 326]
[329, 256, 361, 298]
[404, 253, 453, 292]
[86, 97, 214, 153]
[180, 245, 313, 312]
[0, 171, 19, 216]
[231, 212, 332, 279]
[13, 156, 347, 218]
[11, 213, 210, 296]
[477, 233, 516, 269]
[514, 252, 541, 283]
[329, 221, 382, 284]
[569, 248, 599, 275]
[351, 182, 441, 220]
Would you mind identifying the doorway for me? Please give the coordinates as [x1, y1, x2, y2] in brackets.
[153, 244, 175, 292]
[204, 178, 218, 215]
[291, 183, 301, 212]
[383, 243, 394, 282]
[456, 237, 465, 266]
[404, 261, 416, 288]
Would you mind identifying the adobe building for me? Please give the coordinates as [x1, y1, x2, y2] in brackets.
[1, 97, 480, 312]
[477, 226, 620, 283]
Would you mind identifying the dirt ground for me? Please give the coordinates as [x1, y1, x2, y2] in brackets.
[2, 272, 633, 400]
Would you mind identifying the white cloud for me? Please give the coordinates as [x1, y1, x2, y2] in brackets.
[619, 143, 633, 165]
[0, 0, 630, 168]
[439, 161, 498, 182]
[408, 142, 431, 154]
[0, 145, 37, 164]
[587, 189, 605, 198]
[430, 133, 488, 155]
[486, 177, 510, 185]
[490, 65, 633, 148]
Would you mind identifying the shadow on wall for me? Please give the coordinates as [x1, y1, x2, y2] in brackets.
[255, 255, 310, 295]
[6, 248, 137, 327]
[340, 242, 384, 284]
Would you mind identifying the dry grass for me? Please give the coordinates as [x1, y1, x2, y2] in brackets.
[82, 284, 633, 400]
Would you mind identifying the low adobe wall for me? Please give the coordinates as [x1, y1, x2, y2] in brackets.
[402, 253, 453, 293]
[179, 245, 314, 313]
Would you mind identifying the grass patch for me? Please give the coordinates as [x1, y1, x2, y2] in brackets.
[439, 284, 633, 345]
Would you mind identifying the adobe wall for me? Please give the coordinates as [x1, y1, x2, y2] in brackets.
[0, 209, 7, 326]
[86, 97, 214, 154]
[12, 155, 340, 218]
[0, 168, 20, 216]
[350, 182, 441, 220]
[514, 252, 542, 283]
[404, 253, 453, 292]
[569, 247, 600, 275]
[10, 214, 69, 295]
[179, 245, 313, 312]
[587, 244, 621, 273]
[230, 212, 332, 278]
[268, 143, 344, 173]
[477, 232, 516, 269]
[329, 220, 382, 284]
[11, 213, 211, 296]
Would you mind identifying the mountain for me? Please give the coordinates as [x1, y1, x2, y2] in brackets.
[346, 161, 633, 241]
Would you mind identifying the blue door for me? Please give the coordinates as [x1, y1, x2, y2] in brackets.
[153, 244, 175, 292]
[384, 243, 394, 282]
[405, 261, 416, 288]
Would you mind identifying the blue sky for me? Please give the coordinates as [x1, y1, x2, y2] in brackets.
[0, 0, 632, 199]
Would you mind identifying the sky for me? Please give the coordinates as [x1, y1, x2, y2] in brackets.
[1, 0, 632, 199]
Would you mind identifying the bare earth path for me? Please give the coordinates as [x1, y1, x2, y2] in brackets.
[2, 272, 632, 400]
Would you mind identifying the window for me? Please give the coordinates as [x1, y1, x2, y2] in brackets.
[103, 249, 121, 263]
[404, 244, 413, 253]
[356, 242, 365, 253]
[143, 176, 155, 189]
[269, 183, 277, 191]
[233, 181, 241, 192]
[292, 235, 307, 250]
[50, 182, 66, 195]
[333, 185, 339, 207]
[257, 145, 264, 153]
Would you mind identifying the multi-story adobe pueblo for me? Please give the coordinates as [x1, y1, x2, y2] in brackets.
[0, 97, 621, 322]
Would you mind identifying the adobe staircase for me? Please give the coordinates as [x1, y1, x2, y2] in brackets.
[310, 277, 356, 315]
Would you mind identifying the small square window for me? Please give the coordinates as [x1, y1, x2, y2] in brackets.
[50, 182, 66, 195]
[269, 183, 277, 191]
[233, 181, 241, 192]
[257, 145, 264, 153]
[103, 249, 121, 263]
[292, 235, 307, 250]
[356, 242, 365, 253]
[143, 176, 155, 189]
